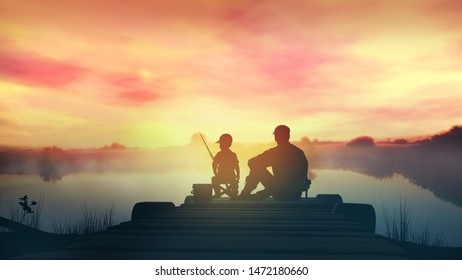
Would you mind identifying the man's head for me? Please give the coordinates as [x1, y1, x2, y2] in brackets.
[216, 133, 233, 149]
[273, 125, 290, 144]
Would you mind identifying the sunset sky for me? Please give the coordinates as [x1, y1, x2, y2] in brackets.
[1, 0, 462, 148]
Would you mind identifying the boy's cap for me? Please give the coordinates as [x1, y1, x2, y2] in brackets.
[216, 133, 232, 144]
[273, 125, 290, 135]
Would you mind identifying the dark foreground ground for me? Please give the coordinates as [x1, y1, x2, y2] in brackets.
[390, 240, 462, 260]
[1, 232, 461, 260]
[2, 196, 461, 260]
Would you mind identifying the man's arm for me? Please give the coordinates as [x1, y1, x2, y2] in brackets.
[298, 149, 309, 179]
[248, 148, 275, 169]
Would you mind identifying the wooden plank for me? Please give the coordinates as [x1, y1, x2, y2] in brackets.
[12, 195, 409, 259]
[15, 250, 409, 260]
[89, 229, 379, 239]
[63, 235, 408, 257]
[106, 222, 370, 233]
[126, 212, 351, 222]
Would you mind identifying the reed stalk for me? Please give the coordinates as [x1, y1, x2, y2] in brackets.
[382, 196, 446, 246]
[52, 201, 116, 234]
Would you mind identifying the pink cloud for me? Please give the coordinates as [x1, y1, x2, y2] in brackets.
[361, 97, 462, 124]
[2, 0, 380, 31]
[103, 72, 172, 106]
[184, 40, 390, 119]
[421, 0, 462, 29]
[115, 90, 160, 106]
[0, 0, 219, 34]
[252, 47, 334, 89]
[219, 0, 381, 39]
[431, 0, 462, 10]
[413, 98, 462, 119]
[307, 96, 462, 140]
[213, 1, 383, 93]
[105, 73, 142, 88]
[0, 50, 85, 87]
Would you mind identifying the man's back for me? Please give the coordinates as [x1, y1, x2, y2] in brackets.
[250, 142, 308, 188]
[271, 143, 308, 187]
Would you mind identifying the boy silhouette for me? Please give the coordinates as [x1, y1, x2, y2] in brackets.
[211, 133, 240, 198]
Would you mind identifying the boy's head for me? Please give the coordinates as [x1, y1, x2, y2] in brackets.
[216, 133, 232, 149]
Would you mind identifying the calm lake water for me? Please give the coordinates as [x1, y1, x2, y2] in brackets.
[1, 169, 461, 246]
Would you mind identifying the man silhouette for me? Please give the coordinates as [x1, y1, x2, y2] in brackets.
[238, 125, 309, 201]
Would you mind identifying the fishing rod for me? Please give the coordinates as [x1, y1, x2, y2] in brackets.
[199, 132, 214, 160]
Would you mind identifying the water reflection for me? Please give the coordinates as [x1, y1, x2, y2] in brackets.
[38, 147, 72, 182]
[312, 126, 462, 207]
[310, 170, 462, 246]
[1, 170, 461, 245]
[2, 129, 461, 210]
[1, 131, 462, 245]
[313, 145, 462, 207]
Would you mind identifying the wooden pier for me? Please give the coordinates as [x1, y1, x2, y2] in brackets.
[13, 194, 410, 259]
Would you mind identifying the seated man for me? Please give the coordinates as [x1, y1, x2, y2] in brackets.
[238, 125, 309, 201]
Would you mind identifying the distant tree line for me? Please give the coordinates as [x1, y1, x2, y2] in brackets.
[0, 143, 131, 183]
[312, 125, 462, 207]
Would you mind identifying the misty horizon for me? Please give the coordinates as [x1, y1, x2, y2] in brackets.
[2, 124, 460, 151]
[1, 125, 461, 208]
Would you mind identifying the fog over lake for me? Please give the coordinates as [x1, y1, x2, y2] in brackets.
[1, 169, 461, 246]
[1, 128, 462, 245]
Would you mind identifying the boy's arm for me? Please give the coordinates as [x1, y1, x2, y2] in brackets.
[212, 154, 218, 176]
[235, 163, 240, 182]
[212, 162, 218, 175]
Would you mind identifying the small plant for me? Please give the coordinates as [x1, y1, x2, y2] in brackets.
[9, 194, 43, 229]
[19, 195, 37, 218]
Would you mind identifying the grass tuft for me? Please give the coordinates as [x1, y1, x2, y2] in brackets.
[52, 201, 116, 234]
[0, 187, 8, 232]
[1, 192, 116, 235]
[382, 196, 446, 246]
